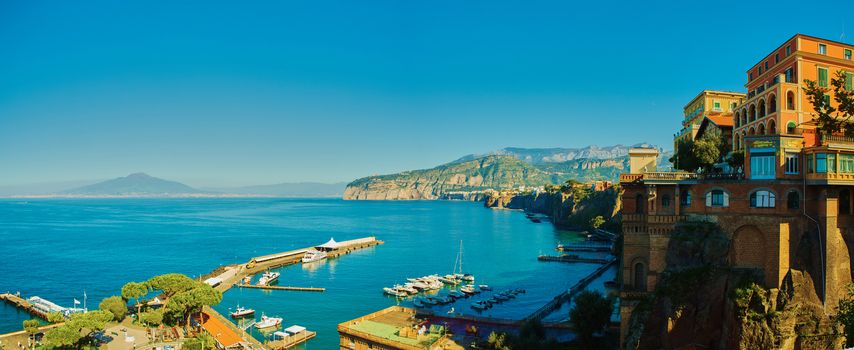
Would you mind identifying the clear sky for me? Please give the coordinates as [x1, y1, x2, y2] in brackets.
[1, 0, 852, 187]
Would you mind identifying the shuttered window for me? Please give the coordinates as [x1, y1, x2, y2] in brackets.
[706, 190, 729, 207]
[819, 68, 828, 87]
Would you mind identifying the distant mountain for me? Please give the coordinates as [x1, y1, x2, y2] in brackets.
[206, 182, 347, 197]
[344, 144, 671, 200]
[62, 173, 209, 196]
[0, 180, 104, 196]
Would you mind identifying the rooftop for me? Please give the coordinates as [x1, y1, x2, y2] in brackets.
[338, 306, 445, 349]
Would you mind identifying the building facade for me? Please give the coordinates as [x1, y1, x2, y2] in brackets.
[621, 34, 854, 346]
[673, 90, 745, 154]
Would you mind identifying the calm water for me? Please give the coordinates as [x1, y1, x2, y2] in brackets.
[0, 198, 608, 349]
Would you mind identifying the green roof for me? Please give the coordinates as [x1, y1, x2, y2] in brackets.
[348, 320, 439, 347]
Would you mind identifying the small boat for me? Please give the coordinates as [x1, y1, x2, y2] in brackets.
[398, 284, 418, 295]
[383, 287, 407, 297]
[242, 275, 253, 285]
[494, 294, 510, 301]
[448, 290, 466, 299]
[407, 281, 428, 290]
[471, 302, 487, 311]
[478, 285, 492, 291]
[412, 298, 425, 308]
[230, 306, 255, 318]
[462, 274, 475, 282]
[460, 286, 476, 295]
[257, 271, 280, 286]
[301, 250, 328, 263]
[556, 243, 565, 251]
[422, 297, 438, 305]
[254, 315, 283, 329]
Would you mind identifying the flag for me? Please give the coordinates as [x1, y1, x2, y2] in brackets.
[73, 299, 81, 305]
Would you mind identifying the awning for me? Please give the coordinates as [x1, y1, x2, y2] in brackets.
[284, 325, 306, 334]
[316, 238, 340, 250]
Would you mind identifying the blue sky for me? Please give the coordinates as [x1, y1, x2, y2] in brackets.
[1, 1, 852, 186]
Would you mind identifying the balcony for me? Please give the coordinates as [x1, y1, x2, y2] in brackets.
[806, 172, 854, 183]
[820, 133, 854, 147]
[622, 213, 686, 224]
[620, 174, 643, 183]
[643, 172, 699, 184]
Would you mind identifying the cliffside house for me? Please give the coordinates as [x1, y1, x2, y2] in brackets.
[620, 34, 854, 346]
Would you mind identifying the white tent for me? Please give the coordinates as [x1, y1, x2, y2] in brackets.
[284, 325, 306, 335]
[316, 238, 341, 251]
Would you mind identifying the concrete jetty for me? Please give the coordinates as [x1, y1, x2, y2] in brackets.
[538, 255, 615, 264]
[236, 284, 325, 292]
[0, 293, 43, 319]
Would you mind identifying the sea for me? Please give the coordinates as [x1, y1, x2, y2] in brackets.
[0, 198, 615, 349]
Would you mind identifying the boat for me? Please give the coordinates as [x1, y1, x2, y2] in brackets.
[412, 298, 425, 308]
[398, 284, 418, 295]
[478, 284, 492, 291]
[383, 287, 407, 297]
[422, 297, 438, 305]
[556, 243, 565, 251]
[301, 250, 327, 263]
[257, 271, 280, 286]
[460, 285, 476, 294]
[407, 281, 428, 290]
[448, 290, 466, 299]
[230, 306, 255, 318]
[471, 301, 487, 311]
[494, 294, 510, 301]
[438, 276, 459, 285]
[462, 274, 475, 282]
[242, 275, 253, 285]
[254, 315, 283, 329]
[604, 280, 618, 288]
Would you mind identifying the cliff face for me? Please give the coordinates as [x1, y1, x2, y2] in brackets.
[483, 188, 621, 229]
[624, 222, 843, 350]
[343, 155, 553, 200]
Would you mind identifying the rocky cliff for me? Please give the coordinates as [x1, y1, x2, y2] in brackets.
[483, 187, 621, 229]
[624, 222, 844, 350]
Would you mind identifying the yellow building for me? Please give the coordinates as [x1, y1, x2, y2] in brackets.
[673, 90, 746, 148]
[337, 306, 462, 350]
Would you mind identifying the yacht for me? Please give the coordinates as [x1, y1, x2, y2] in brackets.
[398, 284, 418, 295]
[257, 271, 280, 286]
[383, 287, 407, 297]
[242, 275, 253, 285]
[301, 250, 327, 263]
[462, 274, 475, 282]
[254, 315, 283, 329]
[230, 306, 255, 318]
[478, 284, 492, 291]
[460, 285, 476, 295]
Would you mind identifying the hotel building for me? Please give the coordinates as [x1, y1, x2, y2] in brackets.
[620, 34, 854, 345]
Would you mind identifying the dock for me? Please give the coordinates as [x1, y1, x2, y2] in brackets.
[538, 255, 615, 264]
[268, 330, 316, 349]
[557, 242, 613, 253]
[236, 284, 325, 292]
[0, 293, 44, 319]
[525, 258, 617, 322]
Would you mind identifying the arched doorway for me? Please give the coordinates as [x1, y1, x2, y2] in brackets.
[730, 225, 765, 269]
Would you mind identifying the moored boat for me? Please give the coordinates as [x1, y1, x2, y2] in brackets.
[254, 315, 283, 329]
[478, 284, 492, 291]
[230, 306, 255, 318]
[383, 287, 407, 297]
[257, 271, 280, 286]
[448, 290, 466, 299]
[301, 250, 328, 263]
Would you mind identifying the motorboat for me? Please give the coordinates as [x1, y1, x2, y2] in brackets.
[462, 274, 475, 282]
[478, 284, 492, 291]
[242, 275, 253, 285]
[470, 301, 487, 311]
[407, 281, 428, 290]
[422, 297, 438, 305]
[412, 298, 425, 308]
[301, 250, 328, 263]
[383, 287, 407, 297]
[494, 294, 510, 301]
[460, 286, 476, 295]
[230, 306, 255, 318]
[439, 275, 459, 285]
[448, 290, 466, 299]
[257, 271, 280, 286]
[397, 284, 418, 295]
[254, 315, 283, 329]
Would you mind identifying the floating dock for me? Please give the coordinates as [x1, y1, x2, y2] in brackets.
[268, 330, 317, 349]
[537, 255, 615, 264]
[236, 284, 325, 292]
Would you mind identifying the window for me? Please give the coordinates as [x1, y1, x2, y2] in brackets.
[751, 152, 776, 179]
[634, 262, 646, 291]
[750, 72, 754, 80]
[764, 61, 769, 70]
[787, 191, 799, 209]
[750, 190, 776, 208]
[759, 66, 763, 75]
[846, 72, 853, 91]
[731, 102, 738, 110]
[786, 45, 792, 56]
[786, 121, 796, 134]
[785, 153, 799, 174]
[785, 68, 794, 83]
[786, 91, 795, 110]
[808, 154, 814, 173]
[819, 43, 827, 55]
[816, 153, 827, 173]
[819, 67, 829, 87]
[841, 154, 854, 173]
[775, 53, 780, 64]
[706, 190, 728, 207]
[846, 49, 853, 60]
[681, 191, 691, 206]
[661, 195, 670, 208]
[713, 101, 721, 111]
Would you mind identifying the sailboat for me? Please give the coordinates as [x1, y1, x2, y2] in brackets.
[452, 240, 475, 283]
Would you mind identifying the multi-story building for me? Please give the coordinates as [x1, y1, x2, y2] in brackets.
[620, 34, 854, 346]
[337, 306, 460, 350]
[673, 90, 745, 160]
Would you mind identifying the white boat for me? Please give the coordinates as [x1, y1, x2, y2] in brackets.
[460, 286, 476, 295]
[254, 315, 283, 329]
[383, 287, 407, 297]
[478, 284, 492, 291]
[405, 282, 426, 291]
[257, 271, 280, 286]
[462, 274, 475, 282]
[230, 306, 255, 318]
[397, 284, 418, 294]
[301, 250, 328, 263]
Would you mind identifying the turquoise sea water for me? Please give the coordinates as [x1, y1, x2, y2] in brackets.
[0, 198, 612, 349]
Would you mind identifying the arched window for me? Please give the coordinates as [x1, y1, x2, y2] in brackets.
[768, 119, 776, 134]
[759, 100, 766, 117]
[769, 95, 777, 113]
[636, 194, 644, 214]
[787, 91, 795, 110]
[787, 190, 800, 209]
[787, 121, 797, 134]
[681, 191, 692, 206]
[661, 194, 671, 208]
[735, 112, 740, 127]
[758, 123, 766, 135]
[749, 105, 756, 122]
[750, 190, 776, 208]
[706, 190, 729, 207]
[749, 127, 756, 135]
[633, 262, 646, 291]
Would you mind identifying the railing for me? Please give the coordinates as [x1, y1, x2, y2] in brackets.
[643, 172, 699, 181]
[622, 214, 643, 222]
[702, 173, 744, 180]
[620, 174, 643, 183]
[821, 133, 854, 145]
[646, 215, 686, 224]
[806, 173, 854, 182]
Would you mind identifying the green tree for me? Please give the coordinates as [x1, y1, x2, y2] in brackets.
[693, 138, 721, 172]
[804, 71, 854, 136]
[727, 150, 745, 172]
[42, 323, 81, 349]
[837, 283, 854, 346]
[165, 285, 222, 328]
[121, 281, 149, 317]
[139, 309, 164, 327]
[43, 310, 113, 349]
[22, 319, 40, 349]
[670, 139, 699, 172]
[46, 312, 65, 324]
[182, 333, 215, 350]
[589, 215, 605, 230]
[569, 290, 613, 347]
[147, 273, 197, 296]
[99, 296, 128, 321]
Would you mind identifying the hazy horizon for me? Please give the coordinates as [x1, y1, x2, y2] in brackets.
[2, 1, 851, 187]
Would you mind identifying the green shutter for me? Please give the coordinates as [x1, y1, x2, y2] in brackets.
[847, 72, 853, 91]
[819, 68, 828, 87]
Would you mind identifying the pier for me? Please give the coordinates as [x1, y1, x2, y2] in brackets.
[557, 241, 613, 253]
[538, 255, 615, 264]
[0, 293, 44, 319]
[268, 329, 317, 350]
[236, 284, 325, 292]
[525, 258, 617, 322]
